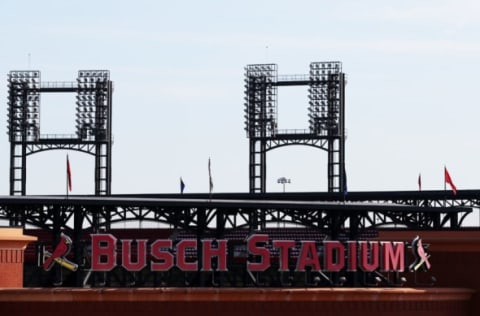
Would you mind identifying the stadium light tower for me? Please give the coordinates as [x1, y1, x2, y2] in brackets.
[244, 62, 346, 193]
[6, 70, 113, 197]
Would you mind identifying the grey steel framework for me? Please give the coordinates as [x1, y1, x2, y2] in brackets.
[244, 62, 345, 193]
[7, 70, 113, 200]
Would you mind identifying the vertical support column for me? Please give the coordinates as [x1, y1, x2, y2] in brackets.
[9, 123, 27, 226]
[9, 143, 26, 196]
[339, 73, 346, 194]
[8, 84, 28, 224]
[51, 206, 63, 285]
[73, 206, 84, 286]
[215, 208, 225, 239]
[249, 139, 267, 193]
[327, 73, 345, 193]
[248, 208, 258, 232]
[0, 228, 37, 287]
[245, 64, 277, 194]
[7, 71, 40, 198]
[308, 62, 346, 193]
[327, 139, 339, 192]
[95, 143, 109, 195]
[329, 213, 341, 240]
[9, 85, 28, 197]
[197, 208, 206, 286]
[247, 208, 266, 231]
[94, 80, 112, 196]
[105, 81, 113, 195]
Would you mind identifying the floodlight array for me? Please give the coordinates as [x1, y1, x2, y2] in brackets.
[7, 71, 41, 142]
[244, 64, 277, 138]
[75, 70, 110, 140]
[308, 62, 342, 135]
[77, 70, 110, 89]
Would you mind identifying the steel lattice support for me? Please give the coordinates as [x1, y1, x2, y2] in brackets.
[7, 71, 41, 196]
[244, 62, 346, 193]
[0, 194, 474, 231]
[0, 193, 474, 287]
[244, 64, 277, 193]
[6, 70, 113, 202]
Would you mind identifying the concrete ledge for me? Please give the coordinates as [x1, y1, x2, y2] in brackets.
[0, 287, 475, 302]
[0, 287, 475, 316]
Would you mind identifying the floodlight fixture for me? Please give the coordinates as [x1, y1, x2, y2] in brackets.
[308, 62, 342, 135]
[75, 70, 110, 140]
[244, 64, 278, 138]
[7, 71, 41, 143]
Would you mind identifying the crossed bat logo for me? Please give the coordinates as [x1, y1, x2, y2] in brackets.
[43, 233, 78, 272]
[409, 235, 431, 272]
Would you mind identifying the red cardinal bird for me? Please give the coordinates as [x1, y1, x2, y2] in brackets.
[43, 233, 73, 271]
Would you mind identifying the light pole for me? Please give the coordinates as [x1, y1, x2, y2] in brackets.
[277, 177, 291, 193]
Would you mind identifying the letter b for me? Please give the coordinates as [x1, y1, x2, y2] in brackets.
[91, 234, 117, 271]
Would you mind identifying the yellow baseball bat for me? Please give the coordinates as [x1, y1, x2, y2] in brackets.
[53, 257, 78, 272]
[44, 251, 78, 272]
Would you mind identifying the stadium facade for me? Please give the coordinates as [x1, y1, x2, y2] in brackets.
[0, 64, 479, 315]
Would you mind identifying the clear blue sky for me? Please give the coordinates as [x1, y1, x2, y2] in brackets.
[1, 0, 480, 195]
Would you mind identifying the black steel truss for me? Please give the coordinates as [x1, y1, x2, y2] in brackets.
[0, 191, 476, 232]
[1, 192, 476, 287]
[6, 70, 113, 197]
[244, 62, 345, 193]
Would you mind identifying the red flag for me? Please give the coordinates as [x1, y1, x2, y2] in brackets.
[67, 155, 72, 192]
[444, 167, 456, 195]
[418, 173, 422, 191]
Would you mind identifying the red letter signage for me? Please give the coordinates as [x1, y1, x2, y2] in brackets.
[381, 241, 404, 272]
[273, 240, 295, 271]
[247, 234, 270, 271]
[91, 234, 117, 271]
[177, 240, 198, 271]
[202, 240, 228, 271]
[87, 233, 419, 279]
[297, 241, 321, 271]
[346, 241, 357, 271]
[324, 241, 345, 271]
[121, 239, 147, 271]
[151, 240, 174, 271]
[359, 241, 379, 272]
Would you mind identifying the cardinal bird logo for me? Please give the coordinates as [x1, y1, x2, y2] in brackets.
[409, 235, 431, 272]
[43, 233, 78, 272]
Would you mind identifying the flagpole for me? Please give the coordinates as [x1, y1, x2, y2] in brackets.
[443, 165, 447, 207]
[208, 157, 213, 202]
[66, 155, 69, 199]
[443, 165, 446, 192]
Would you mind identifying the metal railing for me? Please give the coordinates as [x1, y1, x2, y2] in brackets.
[278, 74, 309, 82]
[40, 81, 77, 89]
[275, 128, 310, 135]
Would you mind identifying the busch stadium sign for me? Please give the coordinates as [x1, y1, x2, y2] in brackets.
[86, 234, 431, 273]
